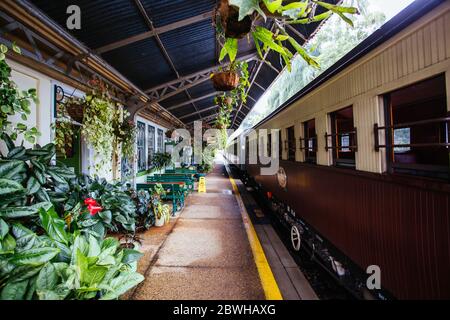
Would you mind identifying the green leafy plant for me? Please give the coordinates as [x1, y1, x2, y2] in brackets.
[0, 206, 143, 300]
[0, 133, 76, 216]
[217, 0, 359, 71]
[0, 42, 41, 144]
[52, 101, 75, 158]
[64, 175, 137, 235]
[150, 153, 172, 171]
[112, 108, 136, 159]
[151, 184, 170, 222]
[77, 79, 115, 172]
[131, 190, 155, 230]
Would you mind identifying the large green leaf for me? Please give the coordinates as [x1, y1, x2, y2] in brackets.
[0, 202, 52, 219]
[10, 247, 60, 266]
[0, 161, 27, 179]
[26, 176, 41, 195]
[287, 36, 319, 68]
[0, 279, 29, 300]
[39, 207, 69, 245]
[219, 38, 238, 62]
[0, 233, 16, 253]
[0, 218, 8, 240]
[262, 0, 282, 13]
[7, 147, 26, 159]
[252, 26, 288, 56]
[100, 272, 144, 300]
[36, 263, 58, 291]
[121, 249, 143, 264]
[0, 179, 26, 199]
[229, 0, 266, 21]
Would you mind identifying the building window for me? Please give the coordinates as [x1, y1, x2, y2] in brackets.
[137, 121, 146, 172]
[147, 125, 155, 169]
[377, 75, 449, 180]
[287, 126, 296, 161]
[157, 129, 164, 153]
[301, 119, 317, 164]
[327, 106, 357, 169]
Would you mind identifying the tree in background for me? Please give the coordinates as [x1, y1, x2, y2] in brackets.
[241, 0, 387, 129]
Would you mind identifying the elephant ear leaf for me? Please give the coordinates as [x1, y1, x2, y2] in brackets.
[36, 263, 58, 292]
[0, 218, 9, 240]
[99, 272, 144, 300]
[0, 279, 29, 300]
[39, 207, 69, 246]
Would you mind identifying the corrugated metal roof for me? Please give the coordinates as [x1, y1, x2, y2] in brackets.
[30, 0, 339, 128]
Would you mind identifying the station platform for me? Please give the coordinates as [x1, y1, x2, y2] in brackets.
[126, 160, 317, 300]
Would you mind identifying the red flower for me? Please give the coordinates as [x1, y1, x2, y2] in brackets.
[87, 204, 103, 216]
[84, 198, 102, 216]
[84, 198, 98, 206]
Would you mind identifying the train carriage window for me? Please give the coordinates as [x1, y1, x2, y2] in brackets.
[328, 106, 357, 169]
[279, 130, 283, 160]
[301, 119, 317, 164]
[287, 126, 296, 161]
[381, 75, 449, 180]
[245, 136, 250, 164]
[267, 133, 272, 158]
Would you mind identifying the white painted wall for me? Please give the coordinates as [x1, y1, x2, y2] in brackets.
[2, 59, 117, 181]
[0, 60, 52, 155]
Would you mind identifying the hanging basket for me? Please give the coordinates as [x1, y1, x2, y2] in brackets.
[217, 0, 252, 39]
[66, 102, 84, 123]
[212, 71, 240, 91]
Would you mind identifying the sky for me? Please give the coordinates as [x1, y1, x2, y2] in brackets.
[368, 0, 415, 20]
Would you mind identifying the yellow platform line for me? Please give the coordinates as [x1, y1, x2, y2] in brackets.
[225, 164, 283, 301]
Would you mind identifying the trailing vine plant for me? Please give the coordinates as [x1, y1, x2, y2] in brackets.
[80, 79, 115, 172]
[52, 99, 75, 158]
[0, 42, 41, 144]
[112, 108, 136, 159]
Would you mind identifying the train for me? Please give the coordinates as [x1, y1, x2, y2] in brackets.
[227, 0, 450, 300]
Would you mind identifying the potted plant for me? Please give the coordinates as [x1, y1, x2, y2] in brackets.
[211, 68, 240, 91]
[215, 0, 252, 39]
[151, 184, 171, 227]
[65, 96, 85, 123]
[151, 152, 172, 171]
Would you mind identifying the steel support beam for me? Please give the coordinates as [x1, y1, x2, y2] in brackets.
[95, 11, 213, 54]
[167, 92, 223, 111]
[145, 53, 257, 103]
[179, 105, 218, 120]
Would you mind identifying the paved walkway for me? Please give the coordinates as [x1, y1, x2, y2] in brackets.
[130, 162, 265, 300]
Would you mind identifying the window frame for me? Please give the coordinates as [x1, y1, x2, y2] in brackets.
[300, 119, 317, 164]
[136, 121, 147, 173]
[327, 106, 357, 169]
[378, 77, 450, 180]
[286, 126, 296, 161]
[147, 125, 155, 169]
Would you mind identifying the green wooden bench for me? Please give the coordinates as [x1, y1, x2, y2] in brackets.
[136, 182, 186, 215]
[149, 174, 195, 192]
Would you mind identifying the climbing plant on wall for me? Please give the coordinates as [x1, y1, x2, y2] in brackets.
[0, 42, 41, 144]
[78, 79, 115, 172]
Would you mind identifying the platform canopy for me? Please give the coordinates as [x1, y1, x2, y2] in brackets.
[29, 0, 339, 129]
